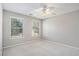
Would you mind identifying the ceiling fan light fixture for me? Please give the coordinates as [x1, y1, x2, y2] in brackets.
[41, 8, 52, 16]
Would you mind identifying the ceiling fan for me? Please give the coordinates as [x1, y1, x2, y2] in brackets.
[40, 3, 56, 16]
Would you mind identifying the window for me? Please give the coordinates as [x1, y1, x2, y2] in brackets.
[32, 20, 40, 37]
[11, 17, 23, 37]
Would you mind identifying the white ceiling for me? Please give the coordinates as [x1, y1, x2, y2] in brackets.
[2, 3, 79, 19]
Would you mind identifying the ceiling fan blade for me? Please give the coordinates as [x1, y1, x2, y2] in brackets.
[52, 12, 56, 15]
[49, 6, 55, 10]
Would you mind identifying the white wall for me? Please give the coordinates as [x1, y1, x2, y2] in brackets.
[3, 10, 34, 47]
[43, 10, 79, 48]
[0, 3, 2, 56]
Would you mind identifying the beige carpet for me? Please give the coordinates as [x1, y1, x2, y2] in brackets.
[3, 39, 79, 56]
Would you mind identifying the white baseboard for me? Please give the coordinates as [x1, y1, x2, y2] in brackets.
[3, 42, 25, 49]
[45, 39, 79, 50]
[3, 40, 34, 49]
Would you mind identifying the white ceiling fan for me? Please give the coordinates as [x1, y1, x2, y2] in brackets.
[40, 3, 56, 16]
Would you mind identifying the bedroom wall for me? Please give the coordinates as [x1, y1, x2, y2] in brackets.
[43, 10, 79, 48]
[0, 3, 2, 56]
[3, 10, 35, 48]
